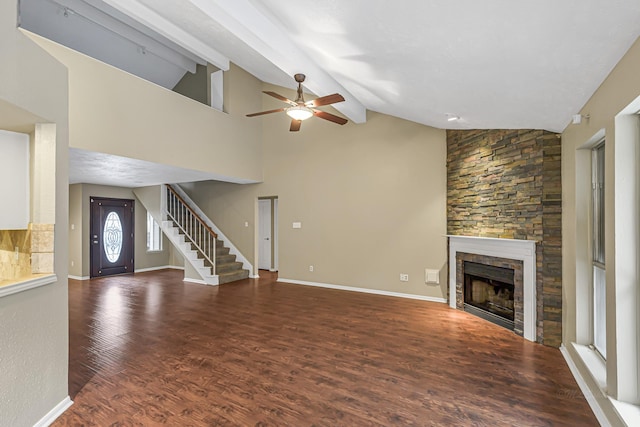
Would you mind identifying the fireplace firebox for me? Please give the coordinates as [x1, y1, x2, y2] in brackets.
[463, 261, 515, 330]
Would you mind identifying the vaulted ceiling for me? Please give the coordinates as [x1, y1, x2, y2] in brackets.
[18, 0, 640, 186]
[20, 0, 640, 133]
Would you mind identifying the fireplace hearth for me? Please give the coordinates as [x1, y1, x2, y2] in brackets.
[463, 261, 515, 330]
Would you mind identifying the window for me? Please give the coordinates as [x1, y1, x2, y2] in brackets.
[592, 142, 606, 358]
[146, 212, 162, 252]
[103, 211, 123, 263]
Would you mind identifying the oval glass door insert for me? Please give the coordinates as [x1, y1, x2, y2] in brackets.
[103, 211, 123, 263]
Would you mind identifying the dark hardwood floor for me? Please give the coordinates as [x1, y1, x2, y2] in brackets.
[56, 269, 597, 426]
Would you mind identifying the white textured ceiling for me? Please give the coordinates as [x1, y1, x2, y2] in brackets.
[114, 0, 640, 132]
[69, 149, 258, 187]
[21, 0, 640, 186]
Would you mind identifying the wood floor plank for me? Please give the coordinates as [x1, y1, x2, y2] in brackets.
[55, 269, 597, 426]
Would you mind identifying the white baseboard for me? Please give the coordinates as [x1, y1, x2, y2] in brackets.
[277, 278, 447, 303]
[33, 396, 73, 427]
[134, 265, 180, 273]
[560, 344, 611, 427]
[69, 266, 183, 281]
[183, 277, 207, 285]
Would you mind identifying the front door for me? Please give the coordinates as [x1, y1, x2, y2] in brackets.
[90, 197, 134, 278]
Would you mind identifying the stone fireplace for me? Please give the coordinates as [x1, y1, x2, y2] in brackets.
[447, 129, 561, 346]
[448, 236, 536, 341]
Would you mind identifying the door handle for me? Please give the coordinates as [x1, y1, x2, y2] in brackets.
[264, 237, 270, 240]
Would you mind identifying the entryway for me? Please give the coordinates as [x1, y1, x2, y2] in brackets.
[90, 197, 134, 277]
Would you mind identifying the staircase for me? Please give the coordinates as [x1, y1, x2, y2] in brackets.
[133, 184, 252, 285]
[213, 239, 251, 283]
[164, 219, 249, 285]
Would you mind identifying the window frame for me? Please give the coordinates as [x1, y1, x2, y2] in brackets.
[146, 211, 163, 253]
[591, 141, 606, 359]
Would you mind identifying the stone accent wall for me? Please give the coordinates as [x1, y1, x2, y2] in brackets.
[30, 223, 55, 274]
[447, 129, 562, 347]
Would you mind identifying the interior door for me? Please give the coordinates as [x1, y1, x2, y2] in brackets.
[258, 199, 272, 270]
[90, 197, 134, 277]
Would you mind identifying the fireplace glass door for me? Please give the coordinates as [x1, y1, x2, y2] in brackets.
[463, 262, 515, 330]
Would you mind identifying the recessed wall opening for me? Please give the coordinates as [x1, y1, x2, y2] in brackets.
[451, 243, 530, 340]
[463, 261, 515, 330]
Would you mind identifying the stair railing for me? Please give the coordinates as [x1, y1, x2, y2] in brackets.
[165, 185, 217, 275]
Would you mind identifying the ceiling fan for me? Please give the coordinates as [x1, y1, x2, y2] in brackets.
[246, 74, 348, 132]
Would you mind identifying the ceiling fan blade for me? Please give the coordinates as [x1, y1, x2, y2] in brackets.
[290, 119, 302, 132]
[306, 93, 345, 108]
[313, 110, 348, 125]
[263, 91, 297, 106]
[246, 108, 286, 117]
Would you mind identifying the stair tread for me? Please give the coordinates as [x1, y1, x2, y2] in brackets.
[217, 261, 242, 266]
[218, 269, 248, 275]
[216, 261, 244, 274]
[218, 269, 250, 284]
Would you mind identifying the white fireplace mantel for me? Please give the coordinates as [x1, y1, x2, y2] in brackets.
[447, 235, 537, 342]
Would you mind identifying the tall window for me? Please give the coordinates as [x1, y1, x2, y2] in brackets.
[146, 212, 162, 252]
[592, 142, 606, 358]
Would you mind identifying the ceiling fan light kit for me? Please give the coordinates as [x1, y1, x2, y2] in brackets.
[286, 105, 313, 121]
[246, 74, 347, 131]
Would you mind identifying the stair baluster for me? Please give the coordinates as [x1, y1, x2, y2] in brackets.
[165, 185, 217, 276]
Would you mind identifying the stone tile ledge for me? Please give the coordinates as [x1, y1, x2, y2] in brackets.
[0, 274, 57, 298]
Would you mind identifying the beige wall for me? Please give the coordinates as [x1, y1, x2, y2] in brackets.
[68, 184, 83, 277]
[184, 88, 448, 299]
[27, 33, 264, 184]
[0, 2, 70, 425]
[172, 63, 222, 107]
[561, 36, 640, 420]
[68, 184, 172, 278]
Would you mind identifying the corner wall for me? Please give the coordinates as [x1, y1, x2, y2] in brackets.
[446, 129, 562, 346]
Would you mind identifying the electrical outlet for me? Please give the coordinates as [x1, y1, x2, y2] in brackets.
[400, 273, 409, 282]
[309, 265, 314, 272]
